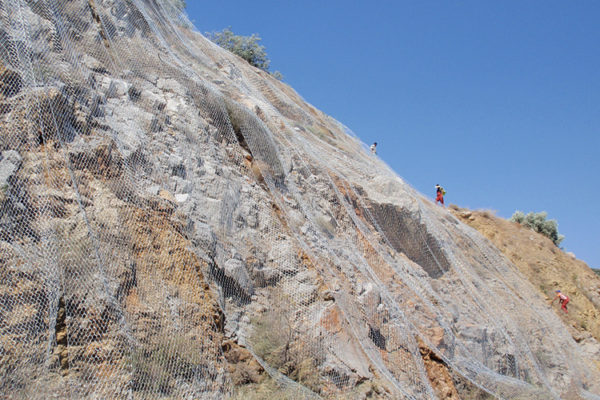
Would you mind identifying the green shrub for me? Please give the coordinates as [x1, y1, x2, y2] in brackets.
[231, 376, 305, 400]
[270, 70, 284, 80]
[206, 27, 283, 79]
[249, 292, 323, 393]
[128, 335, 209, 395]
[207, 27, 270, 70]
[510, 211, 564, 246]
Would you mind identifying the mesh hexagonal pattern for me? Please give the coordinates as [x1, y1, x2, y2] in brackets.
[0, 1, 598, 399]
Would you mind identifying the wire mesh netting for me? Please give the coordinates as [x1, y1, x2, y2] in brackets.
[1, 1, 599, 399]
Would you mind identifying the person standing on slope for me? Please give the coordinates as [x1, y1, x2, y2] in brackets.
[550, 290, 569, 313]
[370, 142, 377, 155]
[435, 184, 445, 206]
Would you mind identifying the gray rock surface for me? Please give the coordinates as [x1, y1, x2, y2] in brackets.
[1, 1, 598, 399]
[0, 150, 21, 186]
[224, 258, 254, 298]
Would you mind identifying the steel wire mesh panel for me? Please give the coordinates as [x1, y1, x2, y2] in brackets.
[1, 1, 599, 399]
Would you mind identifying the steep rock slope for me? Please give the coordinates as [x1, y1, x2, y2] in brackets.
[0, 1, 599, 399]
[451, 207, 600, 362]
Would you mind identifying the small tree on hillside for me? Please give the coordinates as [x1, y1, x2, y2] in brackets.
[510, 211, 565, 246]
[207, 27, 270, 70]
[206, 27, 283, 79]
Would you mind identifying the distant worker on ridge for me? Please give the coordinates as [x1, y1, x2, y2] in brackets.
[435, 184, 445, 206]
[550, 290, 569, 313]
[370, 142, 377, 155]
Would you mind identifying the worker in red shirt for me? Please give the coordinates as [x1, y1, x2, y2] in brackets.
[550, 290, 569, 313]
[435, 184, 445, 206]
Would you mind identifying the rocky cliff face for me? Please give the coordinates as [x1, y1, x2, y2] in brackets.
[451, 207, 600, 363]
[1, 1, 599, 399]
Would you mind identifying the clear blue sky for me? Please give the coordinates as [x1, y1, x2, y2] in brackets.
[185, 1, 600, 269]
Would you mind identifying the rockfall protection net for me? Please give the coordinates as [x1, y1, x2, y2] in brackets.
[1, 1, 599, 399]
